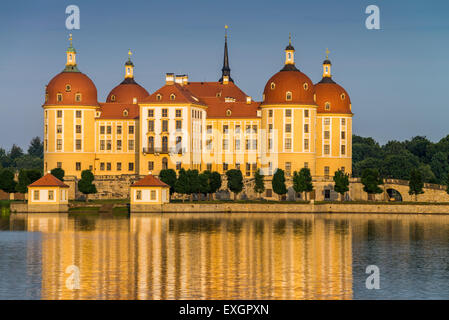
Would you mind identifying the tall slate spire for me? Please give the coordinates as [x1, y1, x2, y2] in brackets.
[219, 25, 234, 83]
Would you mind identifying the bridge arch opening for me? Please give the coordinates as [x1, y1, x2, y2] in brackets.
[386, 188, 403, 202]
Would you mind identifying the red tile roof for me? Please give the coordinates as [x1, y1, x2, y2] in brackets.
[131, 175, 169, 187]
[200, 97, 260, 118]
[28, 173, 69, 188]
[141, 83, 206, 106]
[98, 103, 139, 119]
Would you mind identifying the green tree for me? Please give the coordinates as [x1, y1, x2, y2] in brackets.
[175, 168, 189, 202]
[409, 168, 424, 201]
[51, 168, 65, 181]
[198, 171, 211, 200]
[26, 169, 42, 183]
[253, 169, 265, 199]
[159, 169, 177, 199]
[186, 169, 200, 201]
[15, 155, 43, 171]
[8, 144, 23, 160]
[209, 171, 222, 200]
[361, 168, 383, 200]
[272, 168, 287, 200]
[446, 173, 449, 195]
[293, 168, 314, 201]
[0, 169, 17, 194]
[226, 169, 243, 200]
[430, 152, 449, 184]
[15, 170, 31, 194]
[27, 137, 44, 158]
[333, 169, 350, 201]
[78, 170, 97, 202]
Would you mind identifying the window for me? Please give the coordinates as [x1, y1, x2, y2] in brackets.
[269, 124, 273, 133]
[304, 109, 309, 118]
[107, 126, 112, 134]
[162, 120, 168, 132]
[117, 162, 122, 171]
[324, 131, 330, 139]
[162, 109, 168, 117]
[136, 190, 142, 200]
[100, 126, 105, 134]
[223, 139, 229, 150]
[324, 144, 330, 155]
[235, 163, 240, 170]
[176, 136, 182, 153]
[304, 124, 309, 133]
[325, 102, 331, 111]
[76, 139, 82, 150]
[206, 139, 212, 151]
[106, 162, 111, 171]
[270, 82, 275, 90]
[341, 118, 346, 125]
[106, 140, 111, 150]
[304, 162, 309, 169]
[162, 157, 168, 170]
[341, 167, 345, 173]
[304, 139, 309, 150]
[161, 136, 168, 152]
[324, 118, 330, 125]
[268, 110, 273, 117]
[156, 94, 162, 101]
[324, 166, 330, 179]
[341, 145, 346, 155]
[246, 139, 250, 150]
[341, 93, 346, 100]
[207, 125, 212, 134]
[235, 125, 241, 134]
[100, 162, 105, 171]
[128, 140, 134, 151]
[150, 190, 157, 200]
[129, 125, 134, 134]
[176, 161, 181, 170]
[57, 125, 62, 134]
[148, 120, 154, 132]
[57, 162, 62, 169]
[223, 163, 228, 171]
[128, 162, 134, 171]
[57, 110, 63, 118]
[341, 131, 346, 139]
[170, 94, 176, 101]
[266, 189, 272, 197]
[285, 109, 292, 117]
[57, 139, 62, 150]
[285, 124, 291, 133]
[252, 125, 257, 133]
[176, 109, 182, 117]
[75, 93, 82, 102]
[176, 120, 182, 131]
[286, 92, 292, 101]
[285, 162, 291, 176]
[110, 94, 116, 102]
[100, 140, 105, 150]
[66, 85, 71, 92]
[148, 109, 154, 117]
[303, 83, 309, 90]
[116, 140, 121, 151]
[223, 125, 229, 134]
[76, 110, 82, 118]
[33, 190, 39, 201]
[285, 138, 292, 149]
[148, 161, 154, 171]
[252, 139, 257, 150]
[207, 163, 212, 171]
[76, 125, 82, 134]
[268, 138, 272, 150]
[246, 163, 251, 176]
[117, 125, 122, 135]
[325, 189, 331, 199]
[57, 93, 63, 102]
[235, 139, 240, 150]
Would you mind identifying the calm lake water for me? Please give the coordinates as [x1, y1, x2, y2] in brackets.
[0, 212, 449, 300]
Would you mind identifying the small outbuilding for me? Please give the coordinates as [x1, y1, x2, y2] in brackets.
[130, 174, 170, 212]
[27, 173, 69, 212]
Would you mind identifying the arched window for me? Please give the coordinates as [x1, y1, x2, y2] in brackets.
[162, 157, 168, 170]
[270, 82, 275, 90]
[176, 136, 182, 154]
[226, 109, 232, 116]
[57, 93, 63, 102]
[110, 94, 116, 102]
[156, 94, 162, 101]
[170, 94, 176, 101]
[148, 136, 154, 152]
[75, 93, 82, 102]
[123, 109, 128, 117]
[162, 136, 168, 153]
[325, 102, 331, 111]
[286, 91, 292, 101]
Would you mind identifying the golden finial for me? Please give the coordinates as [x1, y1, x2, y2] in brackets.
[289, 33, 292, 45]
[325, 48, 330, 59]
[128, 49, 132, 59]
[69, 33, 73, 47]
[225, 25, 228, 38]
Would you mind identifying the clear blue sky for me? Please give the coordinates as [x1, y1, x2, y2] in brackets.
[0, 0, 448, 150]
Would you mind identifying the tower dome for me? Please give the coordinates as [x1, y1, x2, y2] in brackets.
[106, 50, 149, 104]
[262, 35, 315, 105]
[44, 34, 99, 106]
[314, 50, 352, 114]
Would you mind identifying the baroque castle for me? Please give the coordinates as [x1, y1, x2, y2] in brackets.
[43, 32, 352, 181]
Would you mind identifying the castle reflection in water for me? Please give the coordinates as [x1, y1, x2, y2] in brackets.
[8, 213, 449, 300]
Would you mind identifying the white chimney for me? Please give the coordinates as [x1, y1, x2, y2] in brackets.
[222, 75, 229, 84]
[165, 73, 174, 85]
[246, 96, 252, 104]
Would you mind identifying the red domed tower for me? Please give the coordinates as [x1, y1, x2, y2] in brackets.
[43, 34, 99, 177]
[260, 35, 318, 176]
[314, 49, 353, 178]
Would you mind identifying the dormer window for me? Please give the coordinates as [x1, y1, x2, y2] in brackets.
[170, 94, 176, 101]
[216, 92, 222, 97]
[303, 83, 309, 91]
[226, 109, 232, 116]
[57, 93, 63, 102]
[286, 91, 292, 101]
[110, 95, 116, 102]
[75, 93, 82, 102]
[341, 93, 346, 100]
[270, 82, 275, 90]
[325, 102, 331, 111]
[65, 84, 71, 92]
[123, 109, 129, 117]
[156, 94, 162, 101]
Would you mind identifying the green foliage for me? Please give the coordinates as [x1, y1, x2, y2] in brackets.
[0, 169, 16, 194]
[333, 169, 350, 200]
[409, 168, 424, 199]
[272, 168, 287, 199]
[361, 168, 383, 195]
[198, 171, 211, 196]
[430, 152, 449, 184]
[9, 144, 23, 160]
[226, 169, 243, 199]
[186, 169, 200, 195]
[78, 170, 97, 199]
[15, 169, 42, 194]
[254, 169, 265, 196]
[51, 168, 65, 181]
[209, 171, 222, 195]
[159, 169, 177, 195]
[175, 169, 189, 196]
[27, 137, 44, 158]
[446, 173, 449, 195]
[293, 168, 313, 200]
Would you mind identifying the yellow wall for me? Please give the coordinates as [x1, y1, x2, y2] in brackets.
[28, 186, 69, 205]
[130, 186, 169, 204]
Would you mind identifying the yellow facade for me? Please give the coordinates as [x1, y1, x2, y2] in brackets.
[130, 186, 169, 205]
[28, 186, 68, 205]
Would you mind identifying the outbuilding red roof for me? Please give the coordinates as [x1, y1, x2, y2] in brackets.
[131, 175, 169, 187]
[28, 173, 69, 188]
